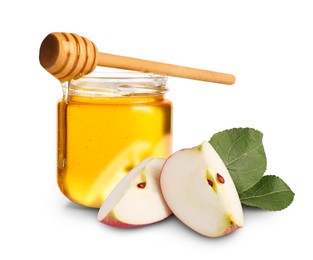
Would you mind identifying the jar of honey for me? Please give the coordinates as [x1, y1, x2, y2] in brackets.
[57, 72, 172, 208]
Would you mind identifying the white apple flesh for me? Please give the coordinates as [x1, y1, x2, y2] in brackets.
[97, 157, 172, 228]
[160, 141, 244, 237]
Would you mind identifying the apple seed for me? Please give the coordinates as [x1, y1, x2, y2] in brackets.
[137, 182, 146, 189]
[207, 179, 214, 187]
[217, 173, 225, 184]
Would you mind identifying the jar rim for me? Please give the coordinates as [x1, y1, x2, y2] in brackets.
[67, 71, 168, 97]
[73, 71, 167, 80]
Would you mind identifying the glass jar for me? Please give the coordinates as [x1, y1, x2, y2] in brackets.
[57, 72, 172, 208]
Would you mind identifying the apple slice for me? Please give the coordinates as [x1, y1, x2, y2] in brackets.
[160, 141, 244, 237]
[97, 157, 172, 228]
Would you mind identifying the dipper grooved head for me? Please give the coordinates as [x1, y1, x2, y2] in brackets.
[39, 32, 98, 82]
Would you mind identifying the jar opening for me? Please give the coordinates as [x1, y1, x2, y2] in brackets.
[68, 72, 168, 97]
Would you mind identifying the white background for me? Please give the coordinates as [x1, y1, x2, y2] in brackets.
[1, 0, 312, 259]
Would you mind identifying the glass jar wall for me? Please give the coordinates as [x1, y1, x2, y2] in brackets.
[57, 72, 172, 208]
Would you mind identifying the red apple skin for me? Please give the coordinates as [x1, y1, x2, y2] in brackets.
[99, 211, 147, 228]
[220, 224, 242, 237]
[158, 147, 195, 202]
[99, 210, 172, 228]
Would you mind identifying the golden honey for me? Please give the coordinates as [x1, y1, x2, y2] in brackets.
[57, 72, 172, 208]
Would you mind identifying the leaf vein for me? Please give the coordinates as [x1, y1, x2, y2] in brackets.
[240, 190, 292, 201]
[226, 143, 263, 166]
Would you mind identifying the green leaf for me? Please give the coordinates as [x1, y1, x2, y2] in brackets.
[209, 128, 267, 194]
[240, 175, 295, 211]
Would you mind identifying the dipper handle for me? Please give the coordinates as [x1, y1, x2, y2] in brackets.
[98, 53, 235, 84]
[39, 32, 235, 84]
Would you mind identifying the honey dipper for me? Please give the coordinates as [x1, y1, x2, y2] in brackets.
[39, 32, 235, 84]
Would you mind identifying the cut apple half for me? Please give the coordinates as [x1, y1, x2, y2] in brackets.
[97, 157, 172, 228]
[160, 141, 244, 237]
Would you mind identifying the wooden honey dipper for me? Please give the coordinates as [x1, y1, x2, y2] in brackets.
[39, 32, 236, 84]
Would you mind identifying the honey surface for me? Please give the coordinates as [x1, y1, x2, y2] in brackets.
[57, 95, 172, 208]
